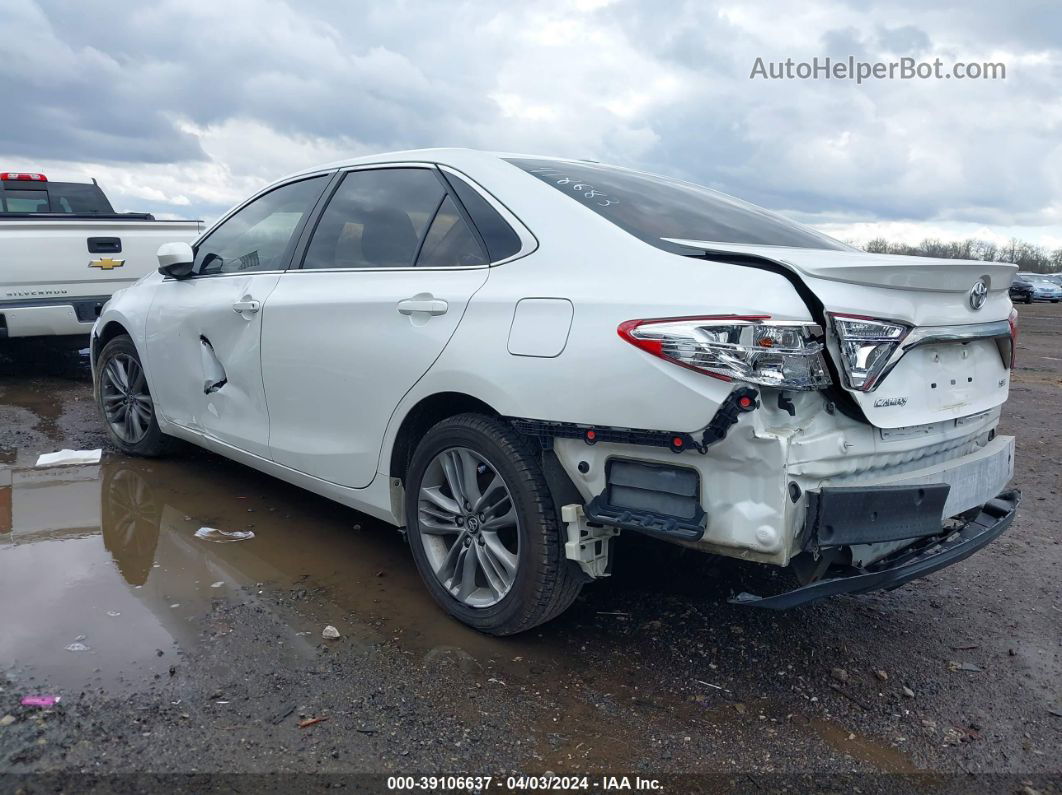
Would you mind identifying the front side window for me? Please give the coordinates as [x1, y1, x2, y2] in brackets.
[194, 175, 329, 276]
[303, 168, 450, 270]
[505, 158, 849, 253]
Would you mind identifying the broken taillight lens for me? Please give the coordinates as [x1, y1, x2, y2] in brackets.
[829, 314, 911, 391]
[617, 316, 832, 390]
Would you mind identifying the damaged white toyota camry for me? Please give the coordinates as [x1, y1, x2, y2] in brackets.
[91, 149, 1020, 635]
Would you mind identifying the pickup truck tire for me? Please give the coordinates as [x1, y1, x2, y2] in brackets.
[94, 334, 173, 457]
[404, 413, 583, 636]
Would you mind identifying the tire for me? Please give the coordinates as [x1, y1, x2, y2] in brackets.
[94, 334, 173, 457]
[404, 413, 582, 635]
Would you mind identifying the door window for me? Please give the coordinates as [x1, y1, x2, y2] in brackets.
[303, 168, 483, 270]
[416, 195, 487, 267]
[440, 173, 522, 262]
[193, 175, 328, 276]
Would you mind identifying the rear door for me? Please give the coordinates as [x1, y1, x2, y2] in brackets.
[145, 174, 331, 457]
[261, 165, 490, 488]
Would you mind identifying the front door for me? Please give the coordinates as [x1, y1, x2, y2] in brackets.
[262, 165, 490, 488]
[145, 174, 331, 457]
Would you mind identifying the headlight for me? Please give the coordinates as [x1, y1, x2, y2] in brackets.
[618, 316, 832, 391]
[829, 314, 911, 391]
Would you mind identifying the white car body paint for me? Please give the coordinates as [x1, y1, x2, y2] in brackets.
[92, 148, 1017, 569]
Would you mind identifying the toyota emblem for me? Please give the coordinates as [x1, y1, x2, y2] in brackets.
[969, 279, 988, 310]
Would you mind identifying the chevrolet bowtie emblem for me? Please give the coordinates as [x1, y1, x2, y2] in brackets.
[89, 257, 126, 270]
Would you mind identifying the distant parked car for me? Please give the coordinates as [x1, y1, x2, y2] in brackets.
[1016, 273, 1062, 303]
[1041, 273, 1062, 290]
[0, 172, 201, 342]
[1009, 276, 1034, 304]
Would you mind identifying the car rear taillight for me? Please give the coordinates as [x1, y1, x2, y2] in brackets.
[617, 315, 832, 390]
[829, 313, 911, 391]
[0, 172, 47, 181]
[1008, 307, 1019, 369]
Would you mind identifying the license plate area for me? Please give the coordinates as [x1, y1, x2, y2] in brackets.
[859, 339, 1008, 427]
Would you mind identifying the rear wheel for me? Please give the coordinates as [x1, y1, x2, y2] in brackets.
[94, 335, 172, 457]
[404, 413, 582, 635]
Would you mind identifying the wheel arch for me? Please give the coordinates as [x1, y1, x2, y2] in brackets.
[386, 391, 584, 531]
[388, 391, 500, 484]
[93, 320, 133, 361]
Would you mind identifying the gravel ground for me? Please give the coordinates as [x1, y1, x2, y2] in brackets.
[0, 306, 1059, 792]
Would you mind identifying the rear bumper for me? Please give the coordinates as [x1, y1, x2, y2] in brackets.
[731, 489, 1019, 609]
[0, 297, 108, 338]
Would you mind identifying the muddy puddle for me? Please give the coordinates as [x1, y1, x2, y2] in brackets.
[0, 451, 520, 692]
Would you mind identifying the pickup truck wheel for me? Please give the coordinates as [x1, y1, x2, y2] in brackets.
[94, 335, 172, 457]
[404, 413, 582, 636]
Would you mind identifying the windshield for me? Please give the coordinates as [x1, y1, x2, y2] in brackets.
[505, 158, 849, 253]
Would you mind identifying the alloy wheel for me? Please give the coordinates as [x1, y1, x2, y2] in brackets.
[100, 353, 154, 444]
[417, 446, 520, 608]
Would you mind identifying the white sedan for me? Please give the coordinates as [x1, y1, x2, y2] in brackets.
[92, 149, 1020, 634]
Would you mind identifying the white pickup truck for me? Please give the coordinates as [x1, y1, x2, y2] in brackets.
[0, 172, 201, 341]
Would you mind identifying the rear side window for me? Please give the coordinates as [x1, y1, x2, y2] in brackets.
[48, 183, 113, 213]
[505, 158, 848, 253]
[417, 195, 487, 267]
[1, 189, 49, 213]
[442, 172, 522, 261]
[303, 168, 446, 270]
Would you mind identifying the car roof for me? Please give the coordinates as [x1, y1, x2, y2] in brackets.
[277, 147, 606, 184]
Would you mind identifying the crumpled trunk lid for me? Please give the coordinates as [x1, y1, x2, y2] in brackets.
[667, 240, 1017, 428]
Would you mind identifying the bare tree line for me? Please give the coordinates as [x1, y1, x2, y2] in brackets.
[857, 237, 1062, 273]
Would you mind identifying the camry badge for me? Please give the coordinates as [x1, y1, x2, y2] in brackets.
[968, 278, 988, 310]
[873, 396, 908, 407]
[89, 257, 125, 270]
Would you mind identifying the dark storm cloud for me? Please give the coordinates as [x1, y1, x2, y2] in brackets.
[0, 0, 1058, 234]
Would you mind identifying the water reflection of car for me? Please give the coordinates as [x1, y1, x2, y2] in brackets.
[1009, 276, 1034, 304]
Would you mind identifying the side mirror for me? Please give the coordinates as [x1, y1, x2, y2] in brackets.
[157, 242, 195, 279]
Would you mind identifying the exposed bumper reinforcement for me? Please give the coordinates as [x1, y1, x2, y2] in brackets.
[731, 489, 1020, 609]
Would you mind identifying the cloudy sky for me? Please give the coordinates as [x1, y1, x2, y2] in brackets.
[2, 0, 1060, 248]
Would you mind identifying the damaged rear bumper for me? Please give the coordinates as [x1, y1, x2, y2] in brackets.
[731, 489, 1020, 609]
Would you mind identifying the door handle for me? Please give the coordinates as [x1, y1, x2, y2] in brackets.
[397, 297, 448, 316]
[232, 299, 261, 314]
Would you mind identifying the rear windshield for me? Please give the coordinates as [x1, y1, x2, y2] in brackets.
[505, 158, 848, 253]
[0, 182, 113, 214]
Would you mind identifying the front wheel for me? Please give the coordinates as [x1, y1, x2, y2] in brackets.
[94, 334, 172, 457]
[404, 413, 582, 635]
